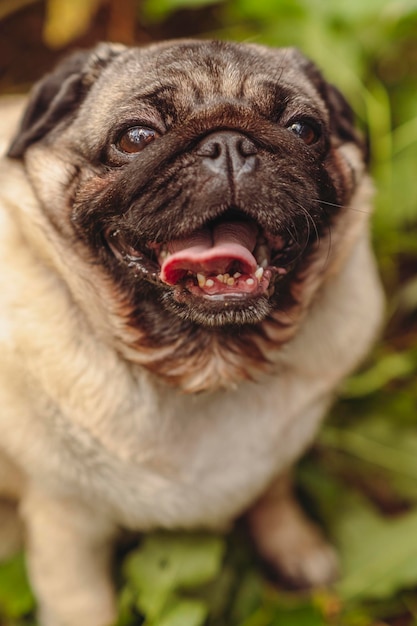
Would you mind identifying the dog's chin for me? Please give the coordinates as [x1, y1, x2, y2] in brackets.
[160, 289, 273, 327]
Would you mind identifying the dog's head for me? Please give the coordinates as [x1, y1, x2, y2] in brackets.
[8, 40, 369, 391]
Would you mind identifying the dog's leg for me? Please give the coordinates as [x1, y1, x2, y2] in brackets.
[21, 487, 117, 626]
[248, 472, 338, 588]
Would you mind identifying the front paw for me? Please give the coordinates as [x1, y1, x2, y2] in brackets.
[265, 532, 339, 589]
[248, 485, 339, 588]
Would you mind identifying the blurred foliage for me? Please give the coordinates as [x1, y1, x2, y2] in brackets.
[43, 0, 101, 47]
[1, 0, 417, 624]
[115, 533, 224, 626]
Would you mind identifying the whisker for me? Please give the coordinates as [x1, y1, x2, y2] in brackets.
[283, 206, 316, 266]
[311, 198, 372, 215]
[321, 222, 333, 272]
[295, 202, 320, 248]
[284, 222, 306, 264]
[311, 198, 345, 209]
[305, 203, 334, 271]
[344, 205, 372, 215]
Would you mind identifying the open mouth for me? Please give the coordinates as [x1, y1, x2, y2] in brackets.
[106, 210, 299, 302]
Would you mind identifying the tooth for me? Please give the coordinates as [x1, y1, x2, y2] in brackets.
[255, 244, 269, 265]
[233, 272, 241, 279]
[227, 277, 235, 286]
[223, 273, 230, 281]
[217, 274, 225, 283]
[197, 273, 206, 287]
[261, 259, 268, 268]
[206, 278, 214, 287]
[246, 278, 255, 286]
[255, 267, 264, 280]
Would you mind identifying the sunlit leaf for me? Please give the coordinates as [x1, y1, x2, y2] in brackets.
[341, 351, 416, 397]
[43, 0, 101, 48]
[124, 532, 224, 621]
[158, 598, 207, 626]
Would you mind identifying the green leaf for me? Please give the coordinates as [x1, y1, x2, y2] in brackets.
[0, 553, 35, 619]
[124, 532, 224, 621]
[341, 351, 416, 398]
[158, 598, 207, 626]
[230, 570, 264, 623]
[238, 601, 325, 626]
[271, 604, 325, 626]
[336, 506, 417, 601]
[142, 0, 222, 23]
[300, 465, 417, 602]
[320, 419, 417, 482]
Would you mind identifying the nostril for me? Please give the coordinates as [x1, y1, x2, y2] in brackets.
[196, 132, 257, 159]
[208, 142, 222, 159]
[196, 131, 258, 176]
[238, 136, 258, 157]
[196, 138, 222, 159]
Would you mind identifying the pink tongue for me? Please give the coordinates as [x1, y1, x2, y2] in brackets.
[160, 221, 258, 285]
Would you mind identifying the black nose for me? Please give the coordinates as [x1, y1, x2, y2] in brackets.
[196, 131, 258, 177]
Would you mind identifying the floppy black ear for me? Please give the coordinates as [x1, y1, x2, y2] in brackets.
[8, 43, 126, 158]
[322, 81, 364, 147]
[290, 49, 364, 150]
[323, 80, 369, 160]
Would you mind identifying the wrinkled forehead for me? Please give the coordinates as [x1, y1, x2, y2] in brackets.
[77, 41, 326, 130]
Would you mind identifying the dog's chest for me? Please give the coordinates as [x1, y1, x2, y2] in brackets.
[32, 371, 325, 530]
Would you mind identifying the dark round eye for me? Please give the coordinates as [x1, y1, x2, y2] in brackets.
[287, 121, 320, 145]
[117, 126, 158, 154]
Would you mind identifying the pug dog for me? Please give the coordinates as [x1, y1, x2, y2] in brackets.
[0, 39, 383, 626]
